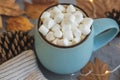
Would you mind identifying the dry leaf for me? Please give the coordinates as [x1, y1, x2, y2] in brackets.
[78, 58, 109, 80]
[6, 16, 34, 31]
[0, 0, 24, 16]
[0, 16, 2, 28]
[0, 2, 20, 10]
[0, 0, 16, 4]
[24, 0, 58, 19]
[77, 0, 120, 18]
[24, 2, 42, 19]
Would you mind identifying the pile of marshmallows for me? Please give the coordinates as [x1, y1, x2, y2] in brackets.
[39, 4, 93, 46]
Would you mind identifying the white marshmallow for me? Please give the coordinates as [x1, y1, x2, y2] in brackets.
[80, 18, 93, 28]
[61, 23, 71, 32]
[57, 5, 65, 12]
[81, 35, 86, 40]
[49, 10, 55, 19]
[79, 24, 85, 30]
[46, 31, 55, 41]
[79, 18, 93, 35]
[79, 21, 91, 35]
[64, 13, 75, 24]
[63, 30, 73, 40]
[72, 27, 82, 38]
[57, 38, 72, 46]
[43, 17, 55, 29]
[52, 24, 62, 38]
[41, 11, 51, 21]
[79, 24, 91, 35]
[52, 7, 61, 15]
[39, 25, 49, 36]
[54, 30, 63, 38]
[73, 22, 79, 27]
[52, 38, 58, 45]
[49, 7, 61, 19]
[67, 5, 76, 13]
[74, 11, 83, 23]
[82, 28, 91, 35]
[71, 22, 79, 31]
[72, 37, 81, 44]
[54, 13, 64, 23]
[51, 24, 61, 32]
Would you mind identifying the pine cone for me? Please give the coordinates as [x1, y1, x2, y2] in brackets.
[106, 9, 120, 26]
[105, 9, 120, 36]
[0, 31, 34, 64]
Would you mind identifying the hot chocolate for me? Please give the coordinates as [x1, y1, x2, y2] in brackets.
[39, 4, 93, 47]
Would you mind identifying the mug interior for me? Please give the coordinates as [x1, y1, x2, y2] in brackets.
[37, 3, 91, 48]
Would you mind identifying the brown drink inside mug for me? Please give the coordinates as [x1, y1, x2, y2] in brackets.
[38, 4, 93, 47]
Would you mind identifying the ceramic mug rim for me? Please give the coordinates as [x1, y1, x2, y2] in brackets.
[37, 3, 92, 48]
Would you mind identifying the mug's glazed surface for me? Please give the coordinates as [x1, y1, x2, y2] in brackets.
[34, 4, 119, 74]
[35, 25, 94, 74]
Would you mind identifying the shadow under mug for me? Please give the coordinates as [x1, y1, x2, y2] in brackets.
[34, 3, 119, 74]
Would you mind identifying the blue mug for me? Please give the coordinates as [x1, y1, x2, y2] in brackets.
[34, 4, 119, 74]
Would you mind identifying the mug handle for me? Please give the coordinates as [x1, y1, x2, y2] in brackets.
[93, 18, 119, 51]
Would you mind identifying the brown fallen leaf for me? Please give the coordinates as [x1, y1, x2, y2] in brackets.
[0, 15, 2, 28]
[78, 58, 110, 80]
[76, 0, 120, 18]
[0, 0, 16, 4]
[6, 16, 34, 31]
[0, 0, 24, 16]
[0, 2, 20, 10]
[24, 0, 58, 19]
